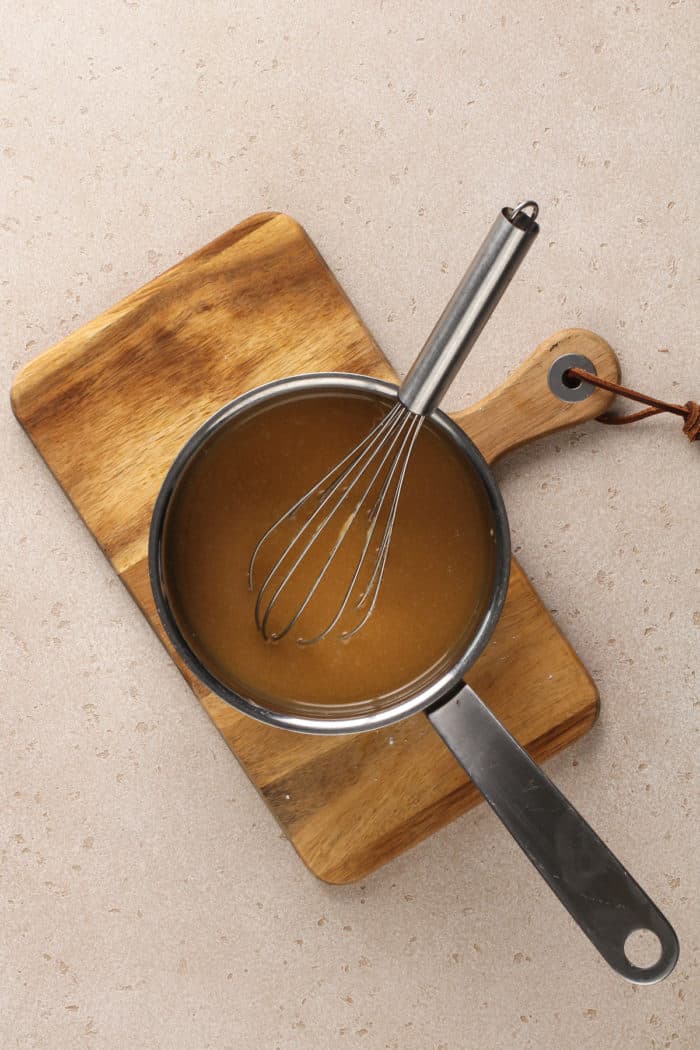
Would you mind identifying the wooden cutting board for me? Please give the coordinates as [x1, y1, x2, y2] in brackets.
[11, 212, 620, 884]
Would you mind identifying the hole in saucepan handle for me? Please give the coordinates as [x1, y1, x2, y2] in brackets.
[624, 928, 663, 969]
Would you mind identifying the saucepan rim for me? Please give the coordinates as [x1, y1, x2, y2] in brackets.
[148, 372, 511, 734]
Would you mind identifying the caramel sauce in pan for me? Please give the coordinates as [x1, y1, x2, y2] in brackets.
[161, 391, 497, 715]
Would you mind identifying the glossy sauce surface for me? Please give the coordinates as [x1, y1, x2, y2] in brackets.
[161, 391, 497, 715]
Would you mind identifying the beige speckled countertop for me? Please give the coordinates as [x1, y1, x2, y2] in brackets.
[2, 2, 698, 1048]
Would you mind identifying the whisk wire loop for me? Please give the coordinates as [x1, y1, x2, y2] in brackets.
[298, 410, 424, 645]
[251, 402, 420, 642]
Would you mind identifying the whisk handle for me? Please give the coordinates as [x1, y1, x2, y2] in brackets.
[399, 202, 539, 416]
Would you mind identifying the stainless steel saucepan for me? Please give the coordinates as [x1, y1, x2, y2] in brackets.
[149, 206, 678, 984]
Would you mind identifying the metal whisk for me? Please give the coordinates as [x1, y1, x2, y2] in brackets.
[249, 201, 540, 643]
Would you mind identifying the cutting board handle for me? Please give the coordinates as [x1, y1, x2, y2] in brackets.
[452, 328, 620, 465]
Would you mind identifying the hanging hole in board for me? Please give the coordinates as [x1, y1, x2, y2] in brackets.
[624, 928, 663, 969]
[547, 353, 598, 403]
[561, 369, 582, 390]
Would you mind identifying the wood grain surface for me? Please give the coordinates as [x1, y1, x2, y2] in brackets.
[11, 212, 620, 884]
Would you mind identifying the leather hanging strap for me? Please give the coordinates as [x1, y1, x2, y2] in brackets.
[565, 368, 700, 443]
